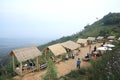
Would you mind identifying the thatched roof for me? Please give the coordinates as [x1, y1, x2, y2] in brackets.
[48, 44, 67, 56]
[107, 36, 116, 39]
[61, 40, 80, 50]
[10, 46, 42, 62]
[77, 38, 88, 44]
[87, 37, 96, 41]
[97, 36, 104, 40]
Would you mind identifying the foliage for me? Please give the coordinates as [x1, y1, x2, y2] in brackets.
[102, 12, 120, 25]
[43, 58, 58, 80]
[38, 12, 120, 50]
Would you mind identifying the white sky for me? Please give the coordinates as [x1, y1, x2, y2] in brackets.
[0, 0, 120, 40]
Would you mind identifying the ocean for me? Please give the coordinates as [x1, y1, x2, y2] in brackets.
[0, 38, 50, 61]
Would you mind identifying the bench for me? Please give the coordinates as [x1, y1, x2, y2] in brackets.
[40, 63, 47, 70]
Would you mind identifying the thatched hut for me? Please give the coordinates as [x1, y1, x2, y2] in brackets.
[77, 38, 88, 47]
[96, 36, 104, 42]
[87, 37, 96, 44]
[61, 40, 80, 55]
[9, 46, 42, 76]
[46, 43, 67, 56]
[43, 43, 67, 62]
[107, 36, 116, 40]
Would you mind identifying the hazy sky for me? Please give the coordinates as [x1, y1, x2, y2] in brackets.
[0, 0, 120, 40]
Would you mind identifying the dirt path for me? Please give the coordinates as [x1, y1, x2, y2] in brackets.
[13, 43, 102, 80]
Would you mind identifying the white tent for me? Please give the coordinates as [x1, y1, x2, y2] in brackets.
[103, 44, 115, 47]
[97, 47, 112, 51]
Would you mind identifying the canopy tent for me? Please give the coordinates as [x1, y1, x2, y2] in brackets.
[61, 40, 80, 51]
[103, 44, 115, 48]
[107, 36, 116, 40]
[47, 43, 67, 56]
[10, 46, 42, 76]
[97, 47, 112, 51]
[77, 38, 88, 46]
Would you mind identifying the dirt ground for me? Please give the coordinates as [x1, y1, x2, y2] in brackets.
[13, 43, 102, 80]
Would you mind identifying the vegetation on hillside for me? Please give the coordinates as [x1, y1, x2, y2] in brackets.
[0, 12, 120, 80]
[38, 12, 120, 50]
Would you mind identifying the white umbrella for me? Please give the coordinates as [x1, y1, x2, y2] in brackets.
[109, 40, 113, 42]
[107, 48, 112, 50]
[97, 47, 107, 51]
[103, 44, 115, 47]
[97, 47, 112, 51]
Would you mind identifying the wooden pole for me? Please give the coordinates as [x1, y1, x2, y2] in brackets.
[20, 62, 22, 76]
[12, 55, 15, 71]
[36, 57, 39, 71]
[38, 56, 40, 71]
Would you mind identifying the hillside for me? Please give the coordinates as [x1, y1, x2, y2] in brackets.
[38, 12, 120, 50]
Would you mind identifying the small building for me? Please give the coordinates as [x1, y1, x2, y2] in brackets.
[107, 36, 116, 40]
[87, 37, 96, 44]
[96, 36, 104, 42]
[45, 43, 67, 56]
[77, 38, 88, 47]
[61, 40, 80, 54]
[9, 46, 42, 76]
[43, 43, 67, 62]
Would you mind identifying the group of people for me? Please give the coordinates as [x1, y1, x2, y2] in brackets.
[15, 60, 36, 71]
[65, 53, 75, 60]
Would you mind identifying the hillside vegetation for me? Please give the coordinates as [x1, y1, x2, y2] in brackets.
[0, 12, 120, 80]
[38, 12, 120, 50]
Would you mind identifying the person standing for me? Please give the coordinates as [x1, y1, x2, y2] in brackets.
[65, 54, 69, 60]
[72, 53, 75, 59]
[94, 46, 96, 52]
[77, 58, 81, 69]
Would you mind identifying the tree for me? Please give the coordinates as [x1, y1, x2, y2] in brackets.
[43, 58, 58, 80]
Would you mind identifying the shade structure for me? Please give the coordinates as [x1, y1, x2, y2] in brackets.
[61, 40, 80, 50]
[107, 36, 116, 40]
[97, 47, 112, 51]
[10, 46, 42, 62]
[48, 43, 67, 56]
[103, 44, 115, 48]
[9, 46, 42, 76]
[97, 36, 104, 40]
[87, 37, 96, 41]
[77, 38, 88, 45]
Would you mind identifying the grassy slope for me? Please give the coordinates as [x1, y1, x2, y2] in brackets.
[38, 13, 120, 50]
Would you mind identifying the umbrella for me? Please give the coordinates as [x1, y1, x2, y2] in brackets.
[103, 44, 115, 47]
[97, 47, 107, 51]
[97, 47, 112, 51]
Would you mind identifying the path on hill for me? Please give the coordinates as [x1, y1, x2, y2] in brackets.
[13, 43, 102, 80]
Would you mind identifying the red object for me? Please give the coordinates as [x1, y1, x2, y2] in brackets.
[94, 55, 97, 59]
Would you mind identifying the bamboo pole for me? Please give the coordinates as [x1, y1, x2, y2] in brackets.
[20, 62, 22, 76]
[36, 57, 39, 71]
[12, 55, 15, 71]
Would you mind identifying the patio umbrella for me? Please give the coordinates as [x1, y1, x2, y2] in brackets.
[97, 47, 107, 51]
[103, 44, 115, 47]
[97, 47, 112, 51]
